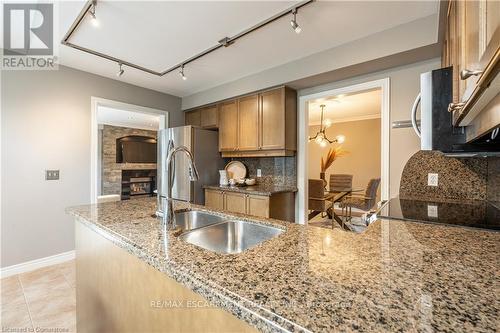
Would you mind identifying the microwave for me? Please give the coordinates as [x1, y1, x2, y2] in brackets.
[411, 67, 499, 155]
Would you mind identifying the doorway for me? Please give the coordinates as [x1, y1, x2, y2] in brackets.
[90, 97, 168, 204]
[297, 78, 390, 224]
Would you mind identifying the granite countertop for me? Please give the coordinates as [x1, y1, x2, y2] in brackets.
[203, 184, 298, 196]
[67, 198, 499, 332]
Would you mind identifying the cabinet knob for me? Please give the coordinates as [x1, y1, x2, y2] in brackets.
[447, 102, 465, 113]
[460, 69, 483, 80]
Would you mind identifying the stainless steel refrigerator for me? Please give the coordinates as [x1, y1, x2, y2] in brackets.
[157, 126, 224, 212]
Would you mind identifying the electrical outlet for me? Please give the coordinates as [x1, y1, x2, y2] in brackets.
[427, 173, 438, 186]
[45, 170, 59, 180]
[427, 204, 438, 218]
[256, 169, 262, 177]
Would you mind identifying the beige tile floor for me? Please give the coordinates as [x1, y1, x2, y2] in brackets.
[1, 260, 76, 332]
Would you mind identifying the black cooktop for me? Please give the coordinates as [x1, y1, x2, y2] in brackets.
[378, 197, 500, 231]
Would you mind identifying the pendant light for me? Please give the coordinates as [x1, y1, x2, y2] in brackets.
[309, 104, 345, 146]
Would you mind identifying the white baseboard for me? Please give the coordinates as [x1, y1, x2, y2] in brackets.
[1, 250, 75, 278]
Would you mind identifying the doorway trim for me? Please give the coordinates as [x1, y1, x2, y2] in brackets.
[296, 78, 390, 224]
[90, 97, 169, 204]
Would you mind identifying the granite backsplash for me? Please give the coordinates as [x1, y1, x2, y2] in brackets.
[229, 156, 297, 187]
[399, 150, 499, 202]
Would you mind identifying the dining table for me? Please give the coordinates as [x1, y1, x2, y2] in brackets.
[308, 188, 364, 231]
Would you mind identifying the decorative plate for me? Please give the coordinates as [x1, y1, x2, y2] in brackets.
[225, 161, 247, 180]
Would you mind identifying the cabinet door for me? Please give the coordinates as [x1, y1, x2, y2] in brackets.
[446, 1, 461, 104]
[459, 0, 481, 102]
[218, 101, 238, 151]
[483, 1, 500, 57]
[201, 105, 218, 129]
[224, 192, 246, 214]
[185, 110, 201, 126]
[205, 190, 224, 210]
[237, 95, 259, 151]
[260, 88, 285, 150]
[246, 195, 270, 218]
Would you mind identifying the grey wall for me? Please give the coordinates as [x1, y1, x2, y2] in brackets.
[1, 65, 181, 267]
[182, 14, 439, 110]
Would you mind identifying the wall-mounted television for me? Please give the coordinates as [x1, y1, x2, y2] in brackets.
[116, 135, 157, 163]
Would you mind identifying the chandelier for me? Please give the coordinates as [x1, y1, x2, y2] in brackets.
[309, 104, 345, 147]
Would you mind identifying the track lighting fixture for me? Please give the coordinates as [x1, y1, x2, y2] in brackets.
[116, 63, 124, 77]
[179, 65, 187, 81]
[89, 1, 99, 27]
[290, 8, 301, 34]
[63, 0, 314, 79]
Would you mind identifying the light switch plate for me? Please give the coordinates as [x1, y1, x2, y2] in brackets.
[427, 204, 438, 218]
[45, 170, 59, 180]
[256, 169, 262, 177]
[427, 173, 438, 186]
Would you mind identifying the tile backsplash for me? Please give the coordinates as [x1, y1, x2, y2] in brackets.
[399, 150, 498, 202]
[231, 156, 297, 187]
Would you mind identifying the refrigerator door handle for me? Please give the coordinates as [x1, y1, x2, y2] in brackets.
[411, 92, 421, 138]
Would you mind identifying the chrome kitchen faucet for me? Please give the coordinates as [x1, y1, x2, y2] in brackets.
[162, 146, 199, 228]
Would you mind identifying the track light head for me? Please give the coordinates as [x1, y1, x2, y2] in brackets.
[116, 63, 124, 77]
[290, 9, 301, 34]
[89, 2, 99, 27]
[179, 65, 187, 81]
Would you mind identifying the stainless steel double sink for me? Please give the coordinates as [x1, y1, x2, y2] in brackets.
[173, 210, 284, 254]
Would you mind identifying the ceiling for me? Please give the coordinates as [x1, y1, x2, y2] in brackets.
[308, 89, 381, 125]
[97, 106, 160, 130]
[58, 1, 439, 97]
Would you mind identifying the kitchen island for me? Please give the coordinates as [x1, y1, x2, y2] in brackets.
[67, 197, 499, 332]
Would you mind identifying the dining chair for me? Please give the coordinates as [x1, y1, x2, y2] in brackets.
[329, 174, 353, 193]
[341, 178, 381, 222]
[308, 179, 334, 221]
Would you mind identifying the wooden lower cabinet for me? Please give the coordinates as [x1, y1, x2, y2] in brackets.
[224, 192, 247, 214]
[205, 189, 224, 210]
[247, 195, 270, 218]
[204, 189, 295, 222]
[75, 220, 256, 333]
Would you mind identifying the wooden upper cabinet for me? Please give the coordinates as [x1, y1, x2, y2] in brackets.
[201, 105, 218, 129]
[185, 110, 201, 127]
[444, 0, 500, 125]
[216, 86, 296, 157]
[218, 101, 238, 151]
[237, 94, 259, 151]
[260, 88, 286, 150]
[459, 0, 481, 101]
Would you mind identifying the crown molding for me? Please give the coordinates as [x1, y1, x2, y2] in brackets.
[308, 113, 381, 126]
